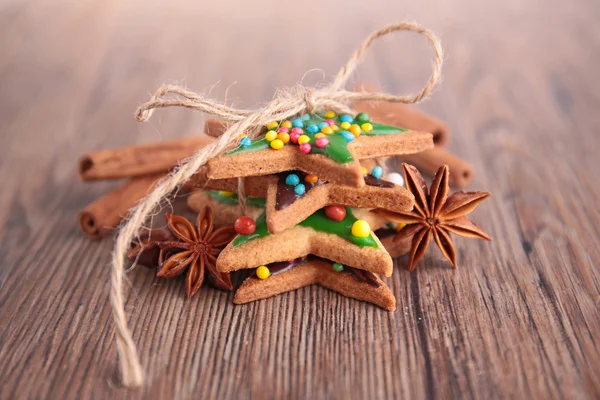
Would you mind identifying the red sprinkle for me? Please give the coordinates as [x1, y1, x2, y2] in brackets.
[234, 216, 256, 235]
[325, 119, 335, 126]
[325, 205, 346, 221]
[315, 137, 329, 148]
[277, 127, 289, 133]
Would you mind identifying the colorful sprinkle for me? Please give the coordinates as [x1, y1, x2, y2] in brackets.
[307, 124, 319, 133]
[277, 127, 289, 133]
[351, 220, 371, 238]
[298, 135, 311, 144]
[294, 184, 306, 195]
[355, 112, 370, 123]
[325, 119, 335, 126]
[396, 223, 407, 231]
[324, 111, 336, 119]
[305, 174, 319, 183]
[291, 127, 303, 135]
[234, 216, 256, 235]
[240, 136, 252, 147]
[371, 166, 383, 179]
[265, 130, 277, 141]
[292, 118, 304, 128]
[332, 262, 344, 272]
[361, 166, 368, 176]
[314, 133, 326, 139]
[256, 266, 270, 279]
[387, 172, 405, 187]
[340, 121, 351, 130]
[270, 139, 284, 149]
[361, 123, 373, 133]
[219, 191, 235, 197]
[299, 143, 312, 154]
[349, 124, 361, 137]
[341, 131, 355, 142]
[325, 205, 346, 221]
[281, 120, 292, 129]
[318, 122, 329, 130]
[321, 126, 333, 134]
[331, 125, 339, 131]
[315, 137, 329, 148]
[286, 174, 300, 186]
[290, 132, 301, 144]
[340, 114, 353, 123]
[303, 114, 311, 120]
[277, 131, 290, 144]
[266, 121, 278, 130]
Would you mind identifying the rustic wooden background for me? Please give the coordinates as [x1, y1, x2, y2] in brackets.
[1, 0, 599, 398]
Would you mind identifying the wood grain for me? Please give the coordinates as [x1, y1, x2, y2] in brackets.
[1, 0, 599, 399]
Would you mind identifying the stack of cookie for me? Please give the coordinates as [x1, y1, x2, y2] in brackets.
[187, 111, 434, 310]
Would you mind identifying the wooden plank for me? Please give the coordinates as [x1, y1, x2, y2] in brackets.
[0, 0, 599, 398]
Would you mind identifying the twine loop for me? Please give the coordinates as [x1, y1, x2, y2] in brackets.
[111, 21, 444, 388]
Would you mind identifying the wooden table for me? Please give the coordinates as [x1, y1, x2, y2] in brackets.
[1, 0, 599, 398]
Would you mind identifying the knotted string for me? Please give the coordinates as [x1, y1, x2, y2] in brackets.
[111, 21, 443, 387]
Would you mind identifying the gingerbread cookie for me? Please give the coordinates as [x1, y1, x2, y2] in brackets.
[234, 256, 396, 311]
[217, 208, 393, 277]
[265, 168, 413, 233]
[206, 112, 433, 187]
[187, 166, 409, 234]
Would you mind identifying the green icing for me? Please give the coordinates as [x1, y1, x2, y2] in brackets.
[205, 191, 265, 208]
[224, 113, 408, 163]
[233, 207, 378, 249]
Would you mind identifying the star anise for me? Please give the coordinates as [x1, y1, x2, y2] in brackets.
[127, 229, 173, 268]
[375, 163, 492, 270]
[157, 207, 236, 298]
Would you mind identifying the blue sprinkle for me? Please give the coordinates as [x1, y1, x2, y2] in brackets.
[292, 118, 304, 128]
[341, 131, 355, 142]
[302, 114, 311, 120]
[240, 136, 252, 147]
[340, 114, 353, 123]
[294, 184, 306, 195]
[286, 174, 300, 186]
[306, 124, 319, 133]
[371, 166, 383, 179]
[318, 122, 329, 130]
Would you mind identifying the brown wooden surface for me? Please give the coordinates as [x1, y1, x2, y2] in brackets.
[1, 0, 599, 399]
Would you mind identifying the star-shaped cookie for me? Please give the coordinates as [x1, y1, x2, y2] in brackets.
[204, 115, 433, 187]
[216, 209, 393, 277]
[186, 169, 414, 234]
[234, 257, 396, 311]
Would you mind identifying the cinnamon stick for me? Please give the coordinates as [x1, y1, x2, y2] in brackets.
[402, 147, 473, 188]
[79, 136, 213, 181]
[78, 174, 163, 239]
[353, 83, 450, 146]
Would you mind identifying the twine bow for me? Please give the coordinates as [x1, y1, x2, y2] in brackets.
[112, 21, 443, 387]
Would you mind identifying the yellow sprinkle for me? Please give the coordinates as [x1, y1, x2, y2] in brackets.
[395, 223, 407, 232]
[298, 135, 310, 144]
[237, 133, 247, 140]
[331, 125, 339, 131]
[324, 111, 336, 119]
[266, 121, 279, 130]
[281, 120, 292, 129]
[361, 123, 373, 133]
[265, 130, 277, 141]
[219, 191, 235, 197]
[351, 220, 371, 238]
[321, 126, 333, 134]
[340, 121, 351, 130]
[314, 133, 326, 139]
[361, 166, 368, 175]
[305, 174, 319, 183]
[270, 139, 284, 149]
[256, 266, 271, 279]
[349, 124, 361, 137]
